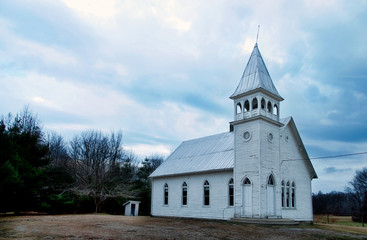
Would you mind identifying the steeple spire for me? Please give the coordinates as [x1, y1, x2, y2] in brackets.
[230, 43, 283, 101]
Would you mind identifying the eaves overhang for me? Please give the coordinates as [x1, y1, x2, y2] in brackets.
[230, 88, 284, 102]
[149, 168, 234, 179]
[230, 115, 284, 127]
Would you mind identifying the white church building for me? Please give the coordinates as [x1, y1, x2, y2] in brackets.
[149, 43, 317, 221]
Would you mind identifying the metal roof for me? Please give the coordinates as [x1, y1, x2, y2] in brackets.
[149, 132, 234, 178]
[150, 118, 316, 179]
[230, 43, 282, 100]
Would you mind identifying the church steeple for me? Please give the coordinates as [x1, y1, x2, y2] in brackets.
[230, 43, 282, 100]
[230, 43, 283, 122]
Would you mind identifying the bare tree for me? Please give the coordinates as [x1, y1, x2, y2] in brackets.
[68, 130, 129, 212]
[47, 131, 69, 167]
[346, 167, 367, 225]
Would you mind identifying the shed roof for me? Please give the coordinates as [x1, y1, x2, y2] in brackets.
[149, 132, 234, 178]
[230, 43, 282, 100]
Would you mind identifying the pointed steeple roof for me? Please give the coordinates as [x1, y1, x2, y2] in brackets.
[230, 43, 283, 100]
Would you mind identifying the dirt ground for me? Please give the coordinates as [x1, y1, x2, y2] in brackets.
[0, 214, 366, 240]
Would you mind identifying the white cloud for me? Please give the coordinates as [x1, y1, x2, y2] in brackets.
[151, 0, 192, 33]
[0, 24, 77, 66]
[125, 143, 172, 158]
[61, 0, 118, 19]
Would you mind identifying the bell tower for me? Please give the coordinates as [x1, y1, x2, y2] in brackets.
[231, 43, 284, 218]
[230, 43, 283, 123]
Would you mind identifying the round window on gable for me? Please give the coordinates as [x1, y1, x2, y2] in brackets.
[268, 133, 273, 142]
[243, 131, 251, 141]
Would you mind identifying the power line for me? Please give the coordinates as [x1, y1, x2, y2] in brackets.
[281, 151, 367, 162]
[310, 151, 367, 160]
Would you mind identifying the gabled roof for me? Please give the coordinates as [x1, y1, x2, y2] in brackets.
[280, 117, 318, 179]
[230, 43, 283, 100]
[149, 132, 234, 178]
[150, 118, 317, 179]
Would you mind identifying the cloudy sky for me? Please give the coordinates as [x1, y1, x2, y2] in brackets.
[1, 0, 367, 193]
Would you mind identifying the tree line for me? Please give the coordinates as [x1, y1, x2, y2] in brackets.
[313, 168, 367, 224]
[0, 107, 162, 215]
[2, 107, 366, 222]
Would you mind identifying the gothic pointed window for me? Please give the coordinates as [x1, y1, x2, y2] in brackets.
[291, 182, 295, 208]
[261, 98, 266, 109]
[164, 183, 169, 205]
[243, 177, 251, 185]
[228, 178, 234, 206]
[268, 174, 275, 186]
[182, 182, 187, 206]
[252, 98, 258, 110]
[204, 180, 210, 206]
[236, 103, 242, 114]
[244, 100, 250, 112]
[267, 101, 272, 113]
[281, 180, 285, 208]
[286, 181, 290, 208]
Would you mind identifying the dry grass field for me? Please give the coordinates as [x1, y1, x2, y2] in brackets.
[0, 214, 366, 240]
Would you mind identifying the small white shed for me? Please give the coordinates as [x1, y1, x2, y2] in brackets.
[123, 200, 140, 216]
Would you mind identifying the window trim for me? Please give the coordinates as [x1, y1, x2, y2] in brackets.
[281, 180, 285, 208]
[203, 180, 210, 206]
[282, 180, 296, 209]
[164, 183, 169, 206]
[228, 178, 234, 207]
[243, 177, 251, 185]
[182, 182, 188, 206]
[291, 182, 295, 208]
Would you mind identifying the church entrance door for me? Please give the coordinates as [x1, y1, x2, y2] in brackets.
[267, 186, 275, 216]
[242, 177, 252, 217]
[267, 174, 275, 216]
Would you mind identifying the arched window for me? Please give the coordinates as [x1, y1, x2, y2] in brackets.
[273, 104, 278, 116]
[164, 183, 169, 205]
[261, 98, 266, 109]
[268, 174, 275, 186]
[243, 177, 251, 185]
[236, 103, 242, 114]
[252, 98, 258, 110]
[228, 178, 234, 206]
[267, 101, 272, 113]
[291, 182, 295, 208]
[286, 181, 290, 208]
[244, 100, 250, 112]
[281, 180, 285, 208]
[204, 180, 210, 206]
[182, 182, 187, 206]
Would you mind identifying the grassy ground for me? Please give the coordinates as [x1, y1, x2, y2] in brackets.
[0, 214, 366, 240]
[313, 215, 367, 236]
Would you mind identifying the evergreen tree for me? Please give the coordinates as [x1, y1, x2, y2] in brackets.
[0, 107, 50, 213]
[134, 156, 163, 215]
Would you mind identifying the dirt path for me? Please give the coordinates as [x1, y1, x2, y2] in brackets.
[0, 214, 365, 240]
